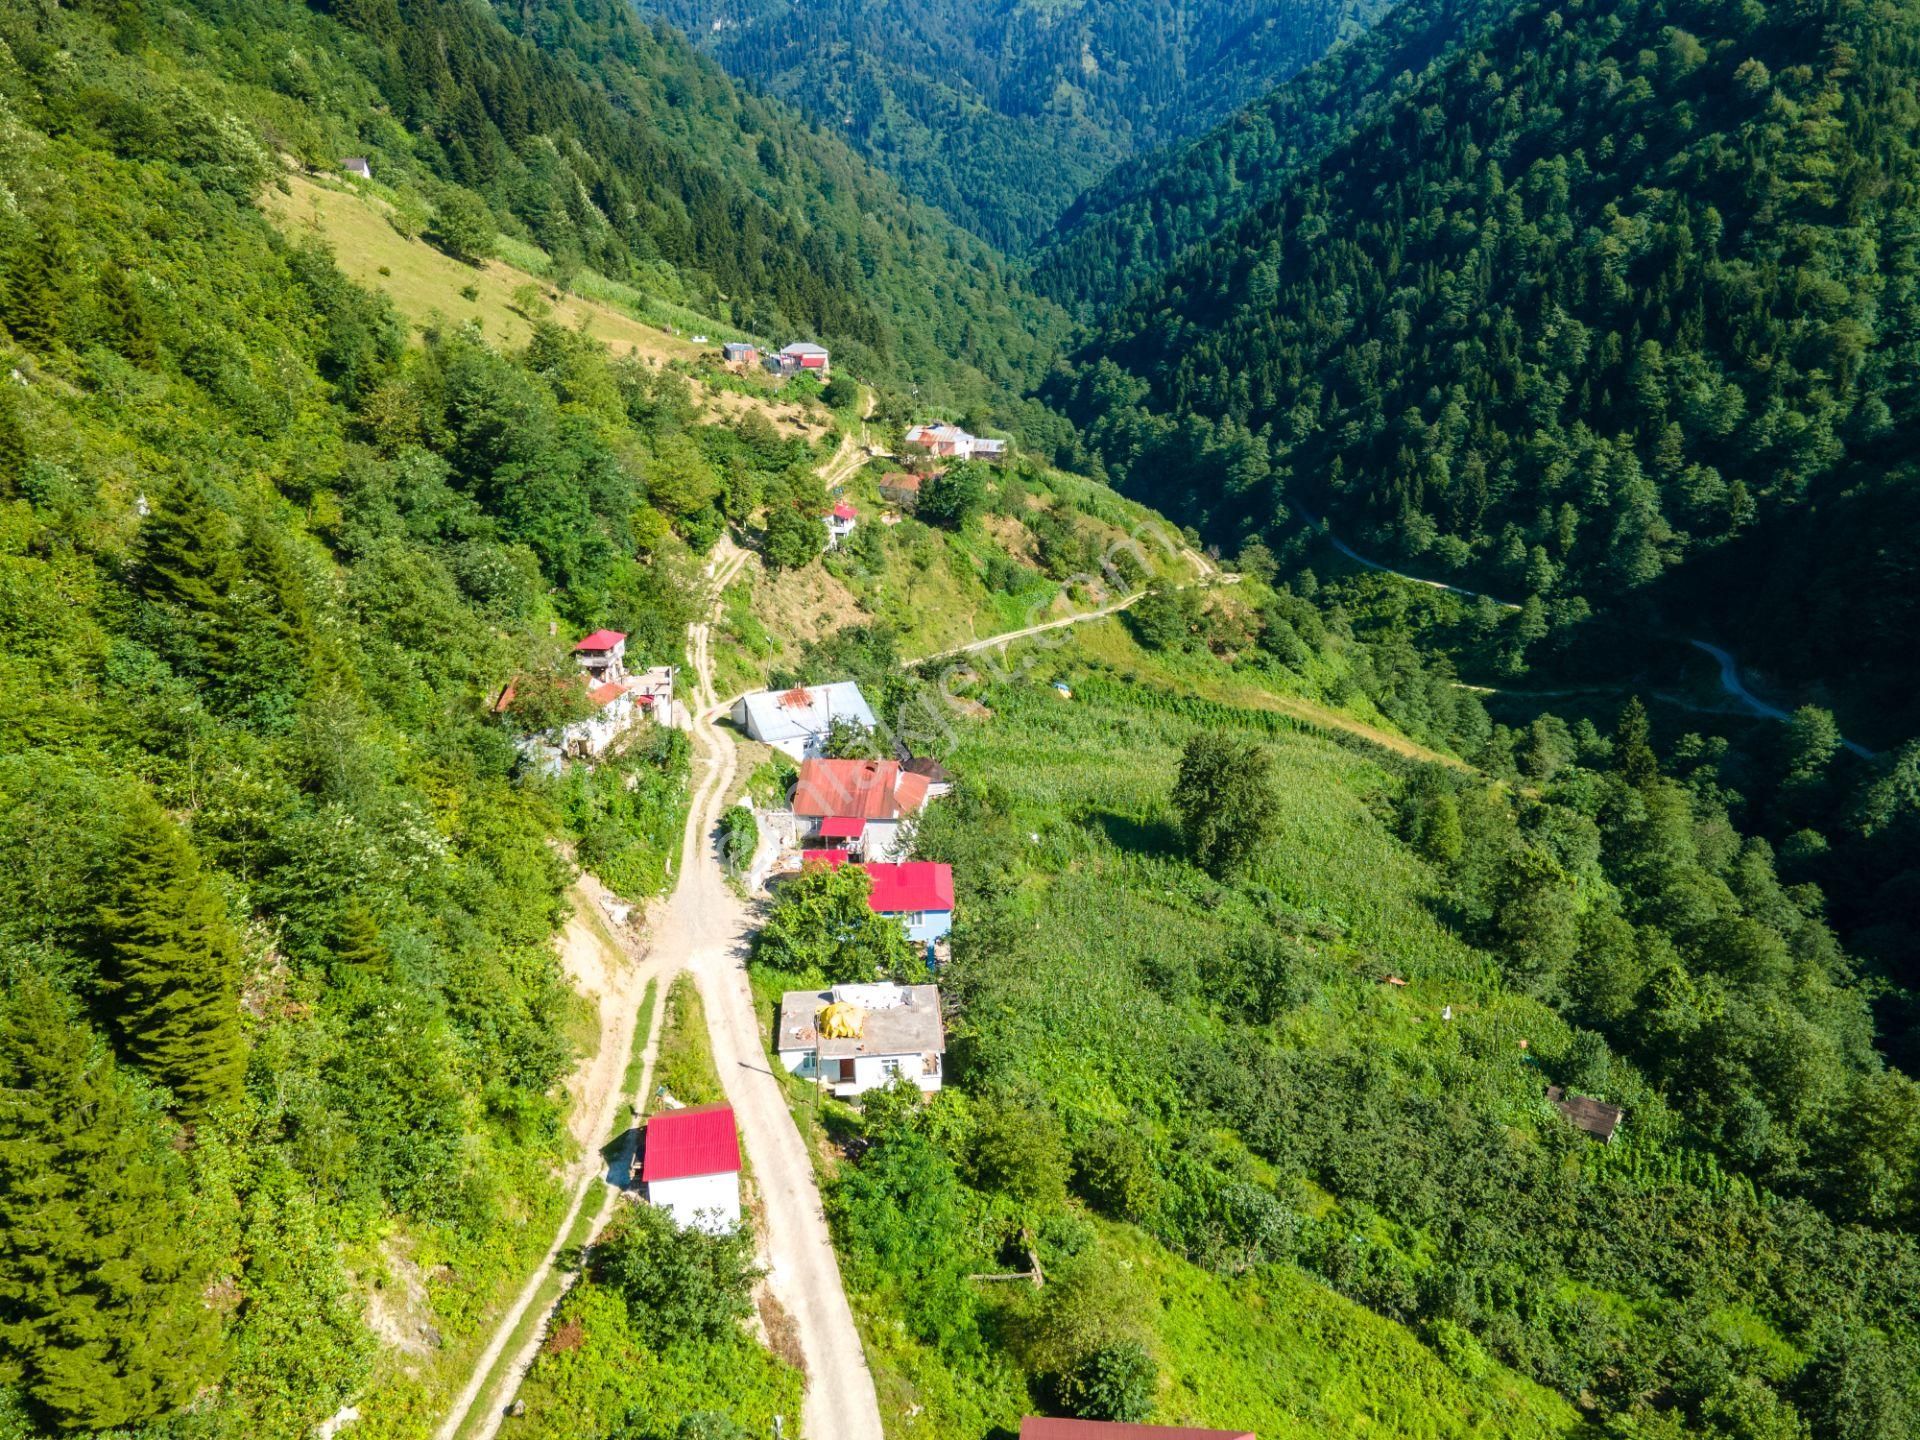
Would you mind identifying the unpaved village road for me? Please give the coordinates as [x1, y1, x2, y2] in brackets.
[674, 540, 889, 1440]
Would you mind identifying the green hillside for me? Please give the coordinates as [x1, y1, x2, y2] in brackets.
[108, 0, 1074, 417]
[638, 0, 1387, 253]
[1053, 0, 1920, 732]
[755, 622, 1920, 1439]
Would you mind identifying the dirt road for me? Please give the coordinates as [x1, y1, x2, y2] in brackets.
[436, 876, 665, 1440]
[670, 541, 890, 1440]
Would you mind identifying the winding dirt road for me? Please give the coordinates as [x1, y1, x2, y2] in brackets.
[435, 876, 667, 1440]
[1299, 509, 1879, 758]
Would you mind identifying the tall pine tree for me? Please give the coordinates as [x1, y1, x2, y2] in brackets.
[1, 224, 66, 352]
[0, 976, 223, 1430]
[139, 476, 241, 679]
[95, 794, 247, 1117]
[0, 387, 25, 498]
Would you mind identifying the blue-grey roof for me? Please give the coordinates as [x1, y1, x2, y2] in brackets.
[733, 682, 874, 746]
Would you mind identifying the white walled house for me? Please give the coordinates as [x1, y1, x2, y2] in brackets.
[776, 983, 945, 1098]
[824, 500, 858, 549]
[640, 1103, 741, 1233]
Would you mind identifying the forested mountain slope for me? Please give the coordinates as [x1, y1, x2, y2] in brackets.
[1053, 0, 1920, 728]
[159, 0, 1071, 415]
[1030, 0, 1512, 314]
[0, 0, 946, 1430]
[637, 0, 1387, 252]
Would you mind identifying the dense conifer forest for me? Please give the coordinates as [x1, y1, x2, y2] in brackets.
[638, 0, 1388, 251]
[1052, 0, 1920, 732]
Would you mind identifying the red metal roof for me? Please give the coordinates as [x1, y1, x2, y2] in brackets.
[1019, 1421, 1254, 1440]
[817, 815, 865, 839]
[642, 1104, 741, 1183]
[793, 760, 911, 820]
[832, 501, 857, 520]
[865, 861, 953, 914]
[574, 629, 626, 652]
[801, 849, 850, 869]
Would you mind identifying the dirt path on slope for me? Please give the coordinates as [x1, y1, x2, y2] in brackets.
[436, 876, 665, 1440]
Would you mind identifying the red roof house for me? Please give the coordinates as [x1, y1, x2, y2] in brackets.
[816, 815, 866, 840]
[865, 861, 954, 915]
[832, 501, 857, 521]
[641, 1103, 742, 1184]
[792, 759, 930, 821]
[574, 629, 627, 654]
[1019, 1421, 1255, 1440]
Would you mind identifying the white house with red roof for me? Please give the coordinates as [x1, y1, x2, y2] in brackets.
[763, 342, 830, 376]
[496, 630, 678, 773]
[791, 757, 934, 861]
[903, 422, 1008, 462]
[824, 499, 857, 548]
[641, 1103, 741, 1232]
[573, 629, 627, 682]
[775, 982, 945, 1097]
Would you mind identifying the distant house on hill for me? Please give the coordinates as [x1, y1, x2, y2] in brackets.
[824, 500, 858, 548]
[731, 681, 875, 760]
[904, 423, 1008, 462]
[1018, 1420, 1255, 1440]
[1546, 1085, 1624, 1142]
[776, 982, 945, 1097]
[791, 758, 933, 861]
[641, 1103, 741, 1232]
[764, 342, 830, 377]
[721, 341, 759, 367]
[340, 157, 372, 180]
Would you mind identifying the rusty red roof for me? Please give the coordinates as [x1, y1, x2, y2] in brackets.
[642, 1104, 741, 1183]
[588, 681, 627, 708]
[792, 759, 927, 820]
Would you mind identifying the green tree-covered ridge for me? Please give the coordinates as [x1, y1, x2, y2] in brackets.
[1055, 0, 1920, 730]
[640, 0, 1388, 253]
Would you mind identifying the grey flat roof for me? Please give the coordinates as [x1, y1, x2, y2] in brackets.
[733, 681, 874, 745]
[777, 984, 945, 1059]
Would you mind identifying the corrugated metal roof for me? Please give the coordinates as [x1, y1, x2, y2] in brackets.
[865, 861, 953, 914]
[642, 1104, 741, 1182]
